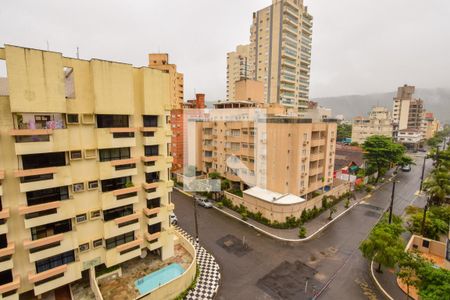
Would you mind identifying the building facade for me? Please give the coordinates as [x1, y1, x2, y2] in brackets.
[193, 101, 336, 198]
[351, 106, 393, 144]
[171, 94, 206, 171]
[392, 85, 424, 137]
[226, 45, 253, 101]
[421, 111, 440, 140]
[0, 45, 178, 298]
[249, 0, 313, 110]
[148, 53, 184, 109]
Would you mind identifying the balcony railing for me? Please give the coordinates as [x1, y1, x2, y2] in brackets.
[0, 276, 20, 296]
[15, 166, 72, 193]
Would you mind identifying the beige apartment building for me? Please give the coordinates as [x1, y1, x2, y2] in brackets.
[193, 81, 336, 198]
[0, 45, 198, 299]
[226, 45, 253, 101]
[248, 0, 313, 110]
[393, 85, 424, 138]
[149, 53, 184, 109]
[421, 111, 440, 140]
[351, 106, 393, 144]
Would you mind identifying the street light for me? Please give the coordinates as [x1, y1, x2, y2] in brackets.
[421, 197, 430, 236]
[388, 176, 398, 224]
[419, 155, 427, 192]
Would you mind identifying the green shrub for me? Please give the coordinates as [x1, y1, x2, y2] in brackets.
[216, 202, 224, 209]
[241, 211, 248, 221]
[298, 226, 307, 238]
[365, 185, 374, 193]
[345, 199, 350, 209]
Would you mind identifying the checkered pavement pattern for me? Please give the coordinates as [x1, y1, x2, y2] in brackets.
[175, 226, 221, 300]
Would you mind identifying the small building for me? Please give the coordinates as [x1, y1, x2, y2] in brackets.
[334, 144, 364, 177]
[351, 106, 393, 144]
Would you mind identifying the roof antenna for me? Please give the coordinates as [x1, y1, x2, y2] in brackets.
[76, 47, 80, 59]
[46, 41, 50, 51]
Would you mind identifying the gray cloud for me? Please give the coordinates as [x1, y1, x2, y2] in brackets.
[1, 0, 449, 100]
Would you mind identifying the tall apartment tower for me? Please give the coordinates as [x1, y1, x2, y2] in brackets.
[0, 45, 179, 298]
[392, 85, 425, 140]
[249, 0, 313, 110]
[149, 53, 184, 109]
[226, 45, 252, 100]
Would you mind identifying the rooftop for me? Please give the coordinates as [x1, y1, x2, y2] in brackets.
[243, 186, 305, 205]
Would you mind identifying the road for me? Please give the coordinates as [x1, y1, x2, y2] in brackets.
[173, 154, 431, 300]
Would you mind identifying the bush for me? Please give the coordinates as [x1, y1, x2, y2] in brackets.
[222, 197, 233, 208]
[216, 202, 224, 209]
[241, 211, 248, 221]
[345, 199, 350, 209]
[366, 185, 374, 193]
[298, 226, 307, 238]
[322, 197, 329, 209]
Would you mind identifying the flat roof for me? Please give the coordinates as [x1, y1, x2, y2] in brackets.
[243, 186, 305, 205]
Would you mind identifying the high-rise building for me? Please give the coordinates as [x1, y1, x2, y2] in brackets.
[149, 53, 184, 109]
[351, 106, 393, 144]
[421, 111, 440, 140]
[226, 45, 253, 101]
[248, 0, 312, 110]
[0, 45, 198, 299]
[171, 94, 206, 171]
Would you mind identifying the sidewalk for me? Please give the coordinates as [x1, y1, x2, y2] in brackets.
[371, 261, 411, 300]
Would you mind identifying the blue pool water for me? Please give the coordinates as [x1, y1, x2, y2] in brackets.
[135, 263, 185, 295]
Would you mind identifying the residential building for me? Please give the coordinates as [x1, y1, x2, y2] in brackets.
[248, 0, 313, 110]
[334, 144, 364, 176]
[171, 94, 206, 171]
[397, 129, 423, 149]
[351, 106, 393, 144]
[392, 85, 424, 141]
[226, 45, 253, 101]
[0, 45, 197, 299]
[421, 111, 440, 140]
[148, 53, 184, 109]
[193, 102, 337, 198]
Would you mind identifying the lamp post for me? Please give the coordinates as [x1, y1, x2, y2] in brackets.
[388, 178, 397, 224]
[419, 155, 427, 192]
[421, 198, 429, 236]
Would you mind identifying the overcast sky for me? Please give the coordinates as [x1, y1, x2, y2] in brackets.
[1, 0, 449, 100]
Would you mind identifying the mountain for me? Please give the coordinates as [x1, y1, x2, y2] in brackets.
[314, 88, 450, 124]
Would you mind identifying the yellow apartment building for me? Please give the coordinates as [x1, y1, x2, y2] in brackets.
[248, 0, 313, 110]
[351, 106, 393, 144]
[0, 45, 196, 299]
[226, 45, 253, 101]
[148, 53, 184, 109]
[192, 82, 336, 198]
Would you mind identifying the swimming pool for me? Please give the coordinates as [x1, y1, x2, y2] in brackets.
[135, 263, 185, 295]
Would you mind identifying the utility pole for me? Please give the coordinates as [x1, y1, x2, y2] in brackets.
[193, 195, 199, 243]
[388, 179, 397, 224]
[421, 199, 429, 236]
[419, 155, 427, 192]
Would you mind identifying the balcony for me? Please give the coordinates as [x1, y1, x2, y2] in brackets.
[0, 243, 15, 273]
[12, 129, 69, 155]
[103, 213, 140, 239]
[23, 232, 78, 263]
[19, 201, 75, 229]
[105, 238, 143, 267]
[311, 139, 325, 147]
[96, 128, 137, 149]
[144, 207, 162, 226]
[101, 187, 139, 210]
[28, 262, 81, 296]
[99, 158, 138, 180]
[15, 166, 72, 193]
[203, 156, 213, 163]
[309, 167, 322, 177]
[203, 144, 213, 151]
[142, 156, 166, 173]
[0, 276, 20, 299]
[0, 208, 10, 235]
[144, 187, 163, 199]
[310, 152, 325, 162]
[141, 128, 170, 145]
[225, 172, 241, 182]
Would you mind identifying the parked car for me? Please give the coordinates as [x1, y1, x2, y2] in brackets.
[195, 196, 213, 208]
[169, 212, 178, 225]
[401, 164, 411, 172]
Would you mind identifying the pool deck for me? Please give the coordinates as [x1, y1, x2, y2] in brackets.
[98, 244, 192, 300]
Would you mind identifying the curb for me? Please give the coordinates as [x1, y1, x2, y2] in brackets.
[370, 260, 394, 300]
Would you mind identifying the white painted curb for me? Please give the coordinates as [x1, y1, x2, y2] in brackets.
[370, 260, 394, 300]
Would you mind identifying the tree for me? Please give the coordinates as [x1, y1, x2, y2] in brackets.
[362, 135, 413, 181]
[406, 208, 448, 240]
[423, 167, 450, 206]
[397, 252, 424, 300]
[337, 123, 352, 141]
[359, 219, 405, 273]
[416, 262, 450, 300]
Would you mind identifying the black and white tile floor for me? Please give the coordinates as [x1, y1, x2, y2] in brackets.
[175, 226, 221, 300]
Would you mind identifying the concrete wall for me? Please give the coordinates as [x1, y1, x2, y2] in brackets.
[225, 181, 350, 223]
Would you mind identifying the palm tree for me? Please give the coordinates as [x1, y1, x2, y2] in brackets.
[423, 167, 450, 206]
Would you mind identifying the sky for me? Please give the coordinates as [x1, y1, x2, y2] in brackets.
[1, 0, 449, 100]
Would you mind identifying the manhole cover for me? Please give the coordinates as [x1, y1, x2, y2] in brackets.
[217, 234, 252, 257]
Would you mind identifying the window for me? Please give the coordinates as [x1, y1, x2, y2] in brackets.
[143, 115, 158, 127]
[422, 239, 430, 248]
[103, 205, 133, 222]
[148, 223, 161, 234]
[22, 152, 66, 169]
[70, 150, 82, 160]
[99, 148, 130, 162]
[147, 197, 160, 209]
[73, 183, 85, 193]
[26, 186, 69, 206]
[31, 219, 72, 240]
[105, 232, 134, 250]
[145, 172, 160, 183]
[92, 239, 103, 248]
[79, 243, 89, 252]
[144, 145, 159, 156]
[76, 214, 87, 223]
[66, 114, 79, 124]
[90, 210, 101, 219]
[96, 115, 129, 128]
[101, 176, 132, 192]
[35, 250, 75, 273]
[88, 181, 99, 190]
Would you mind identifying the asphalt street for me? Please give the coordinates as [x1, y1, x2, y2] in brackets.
[173, 154, 431, 300]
